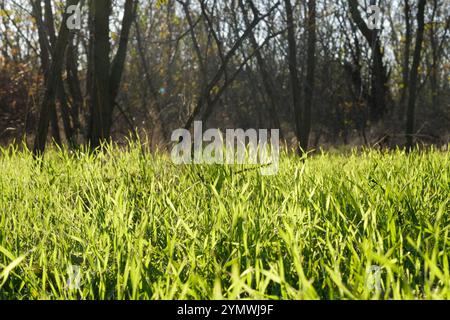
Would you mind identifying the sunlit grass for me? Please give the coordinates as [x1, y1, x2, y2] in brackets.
[0, 143, 449, 299]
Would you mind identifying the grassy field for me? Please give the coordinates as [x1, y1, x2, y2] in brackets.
[0, 144, 449, 300]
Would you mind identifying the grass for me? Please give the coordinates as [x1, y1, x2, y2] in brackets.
[0, 143, 449, 300]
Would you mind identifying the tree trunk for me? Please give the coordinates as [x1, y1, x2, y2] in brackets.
[429, 0, 439, 111]
[348, 0, 389, 122]
[284, 0, 303, 153]
[88, 0, 135, 150]
[43, 0, 75, 146]
[31, 0, 62, 146]
[66, 40, 83, 140]
[300, 0, 316, 151]
[88, 0, 112, 149]
[33, 0, 80, 156]
[399, 0, 411, 120]
[110, 0, 135, 104]
[406, 0, 426, 150]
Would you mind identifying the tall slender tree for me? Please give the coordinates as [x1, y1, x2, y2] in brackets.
[300, 0, 316, 151]
[406, 0, 426, 149]
[348, 0, 390, 122]
[88, 0, 112, 149]
[284, 0, 303, 153]
[88, 0, 136, 149]
[33, 0, 80, 156]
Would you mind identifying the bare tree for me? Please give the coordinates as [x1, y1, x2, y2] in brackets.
[284, 0, 302, 152]
[301, 0, 316, 150]
[406, 0, 426, 149]
[348, 0, 390, 122]
[88, 0, 136, 149]
[33, 0, 80, 155]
